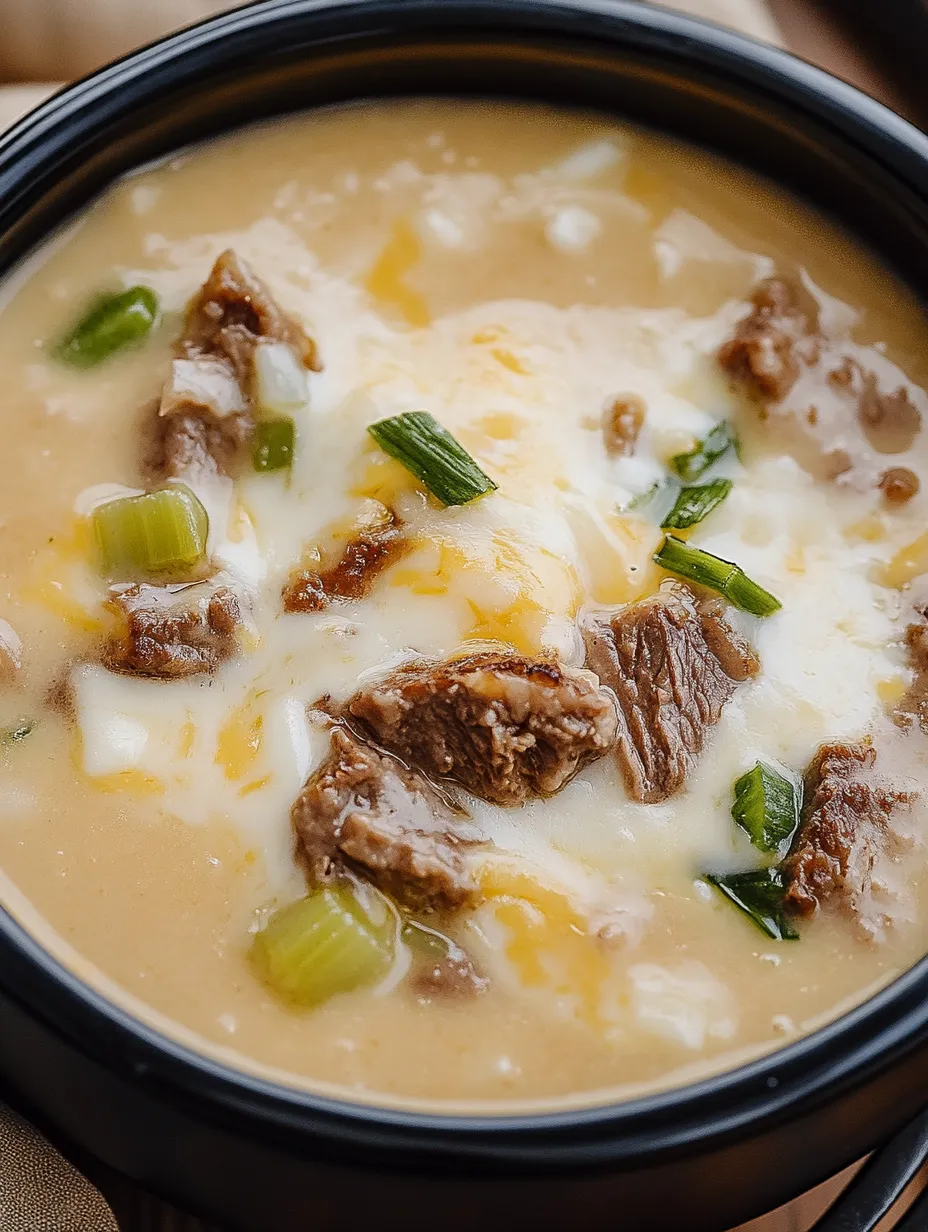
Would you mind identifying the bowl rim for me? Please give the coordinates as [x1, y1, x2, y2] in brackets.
[2, 0, 928, 1171]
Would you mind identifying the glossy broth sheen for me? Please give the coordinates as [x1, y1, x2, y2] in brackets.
[1, 100, 928, 1112]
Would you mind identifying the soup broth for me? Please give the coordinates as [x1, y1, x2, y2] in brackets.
[1, 100, 928, 1111]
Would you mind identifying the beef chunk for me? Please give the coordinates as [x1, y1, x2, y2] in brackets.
[583, 587, 759, 804]
[103, 581, 249, 678]
[0, 618, 21, 685]
[829, 357, 921, 455]
[720, 277, 923, 491]
[602, 395, 645, 457]
[181, 248, 320, 382]
[147, 401, 252, 481]
[347, 653, 618, 807]
[880, 466, 920, 505]
[292, 726, 480, 912]
[896, 606, 928, 733]
[783, 742, 911, 917]
[719, 277, 813, 401]
[283, 513, 408, 613]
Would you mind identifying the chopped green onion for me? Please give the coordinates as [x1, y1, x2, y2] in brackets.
[92, 486, 209, 578]
[671, 421, 737, 482]
[621, 479, 680, 518]
[732, 762, 801, 855]
[252, 418, 295, 472]
[56, 286, 159, 369]
[625, 481, 662, 511]
[253, 342, 309, 414]
[654, 535, 781, 617]
[251, 883, 395, 1007]
[0, 720, 34, 749]
[662, 478, 733, 530]
[368, 411, 498, 507]
[705, 869, 799, 941]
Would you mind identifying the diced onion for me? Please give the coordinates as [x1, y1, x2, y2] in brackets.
[161, 357, 246, 419]
[253, 342, 309, 415]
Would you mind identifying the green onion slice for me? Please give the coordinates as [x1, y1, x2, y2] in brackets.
[732, 762, 801, 855]
[705, 869, 799, 941]
[367, 411, 498, 507]
[0, 720, 34, 749]
[662, 478, 733, 530]
[654, 535, 781, 617]
[251, 883, 395, 1008]
[671, 421, 737, 482]
[253, 418, 295, 473]
[92, 486, 209, 578]
[56, 286, 159, 369]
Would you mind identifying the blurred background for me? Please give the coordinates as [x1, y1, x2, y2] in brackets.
[0, 0, 919, 125]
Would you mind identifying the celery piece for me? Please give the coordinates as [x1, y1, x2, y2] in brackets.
[251, 884, 394, 1008]
[56, 286, 159, 368]
[92, 486, 209, 578]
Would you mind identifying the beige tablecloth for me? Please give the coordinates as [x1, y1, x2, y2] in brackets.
[0, 2, 904, 1230]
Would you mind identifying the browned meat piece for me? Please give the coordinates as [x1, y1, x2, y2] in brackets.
[602, 395, 645, 457]
[829, 358, 921, 455]
[721, 278, 923, 493]
[896, 606, 928, 733]
[783, 742, 911, 917]
[283, 515, 408, 613]
[292, 725, 481, 912]
[181, 248, 320, 382]
[147, 402, 252, 480]
[103, 582, 249, 678]
[583, 586, 759, 804]
[0, 619, 21, 685]
[719, 277, 814, 401]
[347, 652, 618, 807]
[880, 466, 920, 505]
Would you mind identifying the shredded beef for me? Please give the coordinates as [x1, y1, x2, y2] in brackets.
[346, 652, 618, 807]
[896, 606, 928, 734]
[181, 248, 320, 382]
[103, 582, 248, 678]
[718, 277, 813, 401]
[829, 358, 921, 455]
[783, 742, 911, 918]
[583, 587, 759, 804]
[0, 618, 21, 685]
[720, 277, 924, 490]
[283, 515, 408, 613]
[602, 395, 645, 457]
[292, 725, 481, 912]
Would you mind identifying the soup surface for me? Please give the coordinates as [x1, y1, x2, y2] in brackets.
[2, 100, 928, 1112]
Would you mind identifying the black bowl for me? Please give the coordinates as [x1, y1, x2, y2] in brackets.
[2, 4, 928, 1230]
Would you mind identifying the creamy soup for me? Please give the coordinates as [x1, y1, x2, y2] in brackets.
[1, 100, 928, 1113]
